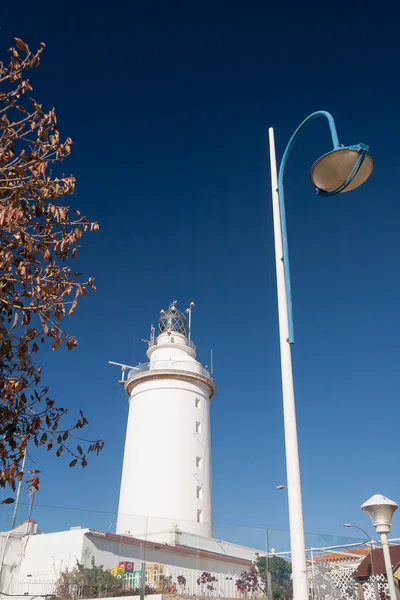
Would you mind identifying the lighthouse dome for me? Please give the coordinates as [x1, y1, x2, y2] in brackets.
[158, 302, 187, 335]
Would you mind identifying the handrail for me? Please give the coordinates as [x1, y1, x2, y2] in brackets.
[127, 360, 212, 381]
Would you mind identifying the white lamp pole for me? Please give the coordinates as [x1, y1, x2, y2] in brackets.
[269, 128, 308, 600]
[362, 494, 398, 600]
[268, 112, 373, 600]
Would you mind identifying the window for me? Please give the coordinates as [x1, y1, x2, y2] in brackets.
[196, 456, 202, 468]
[197, 486, 202, 499]
[197, 509, 203, 523]
[195, 421, 201, 434]
[195, 398, 201, 409]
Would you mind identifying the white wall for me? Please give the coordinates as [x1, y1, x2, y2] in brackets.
[84, 533, 247, 576]
[142, 530, 260, 564]
[18, 528, 86, 578]
[0, 532, 27, 594]
[171, 531, 259, 563]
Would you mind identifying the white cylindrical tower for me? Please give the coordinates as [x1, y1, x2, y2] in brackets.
[116, 302, 216, 541]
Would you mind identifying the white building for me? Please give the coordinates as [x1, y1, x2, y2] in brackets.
[117, 301, 215, 540]
[0, 519, 257, 598]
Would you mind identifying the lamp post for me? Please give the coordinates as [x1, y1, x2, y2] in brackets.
[343, 524, 379, 600]
[11, 450, 26, 529]
[362, 494, 398, 600]
[268, 111, 373, 600]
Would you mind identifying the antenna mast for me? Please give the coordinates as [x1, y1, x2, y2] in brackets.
[185, 301, 195, 342]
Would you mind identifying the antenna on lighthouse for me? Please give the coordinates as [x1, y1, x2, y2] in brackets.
[185, 301, 195, 342]
[109, 361, 135, 384]
[142, 324, 156, 348]
[210, 349, 214, 375]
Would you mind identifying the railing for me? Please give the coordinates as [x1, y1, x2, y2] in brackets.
[127, 360, 212, 381]
[147, 337, 196, 351]
[8, 563, 388, 600]
[9, 568, 245, 599]
[119, 567, 244, 598]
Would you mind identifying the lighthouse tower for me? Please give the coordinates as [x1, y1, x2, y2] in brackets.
[116, 302, 216, 540]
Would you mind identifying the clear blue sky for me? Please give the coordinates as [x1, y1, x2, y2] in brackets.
[1, 0, 399, 549]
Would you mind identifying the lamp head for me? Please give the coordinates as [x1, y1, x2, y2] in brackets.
[361, 494, 398, 534]
[276, 485, 287, 490]
[310, 144, 374, 196]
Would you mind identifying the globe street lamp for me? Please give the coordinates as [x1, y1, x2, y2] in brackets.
[362, 494, 398, 600]
[268, 111, 373, 600]
[343, 523, 379, 600]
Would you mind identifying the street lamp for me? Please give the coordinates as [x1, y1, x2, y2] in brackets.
[343, 524, 379, 600]
[276, 485, 288, 491]
[268, 111, 373, 600]
[362, 494, 398, 600]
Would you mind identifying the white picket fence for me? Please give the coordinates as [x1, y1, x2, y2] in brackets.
[121, 566, 243, 597]
[8, 565, 248, 598]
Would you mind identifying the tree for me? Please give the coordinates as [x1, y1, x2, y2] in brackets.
[235, 567, 260, 597]
[0, 37, 103, 496]
[197, 572, 217, 593]
[257, 555, 292, 600]
[56, 562, 124, 599]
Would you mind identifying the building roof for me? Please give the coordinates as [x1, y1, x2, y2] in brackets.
[11, 518, 41, 535]
[88, 530, 253, 569]
[352, 545, 400, 579]
[312, 548, 370, 562]
[13, 518, 37, 527]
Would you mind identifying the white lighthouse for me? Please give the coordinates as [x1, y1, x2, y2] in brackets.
[116, 302, 216, 541]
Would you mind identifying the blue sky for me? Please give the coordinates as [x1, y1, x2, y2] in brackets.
[1, 0, 399, 548]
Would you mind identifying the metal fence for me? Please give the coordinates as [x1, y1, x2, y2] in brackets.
[127, 361, 212, 381]
[9, 566, 244, 598]
[8, 552, 394, 600]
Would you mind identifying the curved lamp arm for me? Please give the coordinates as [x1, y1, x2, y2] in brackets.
[277, 111, 341, 344]
[344, 524, 379, 596]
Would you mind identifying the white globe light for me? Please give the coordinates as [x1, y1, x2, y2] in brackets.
[361, 494, 398, 533]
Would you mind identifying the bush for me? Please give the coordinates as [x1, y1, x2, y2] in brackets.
[54, 560, 156, 599]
